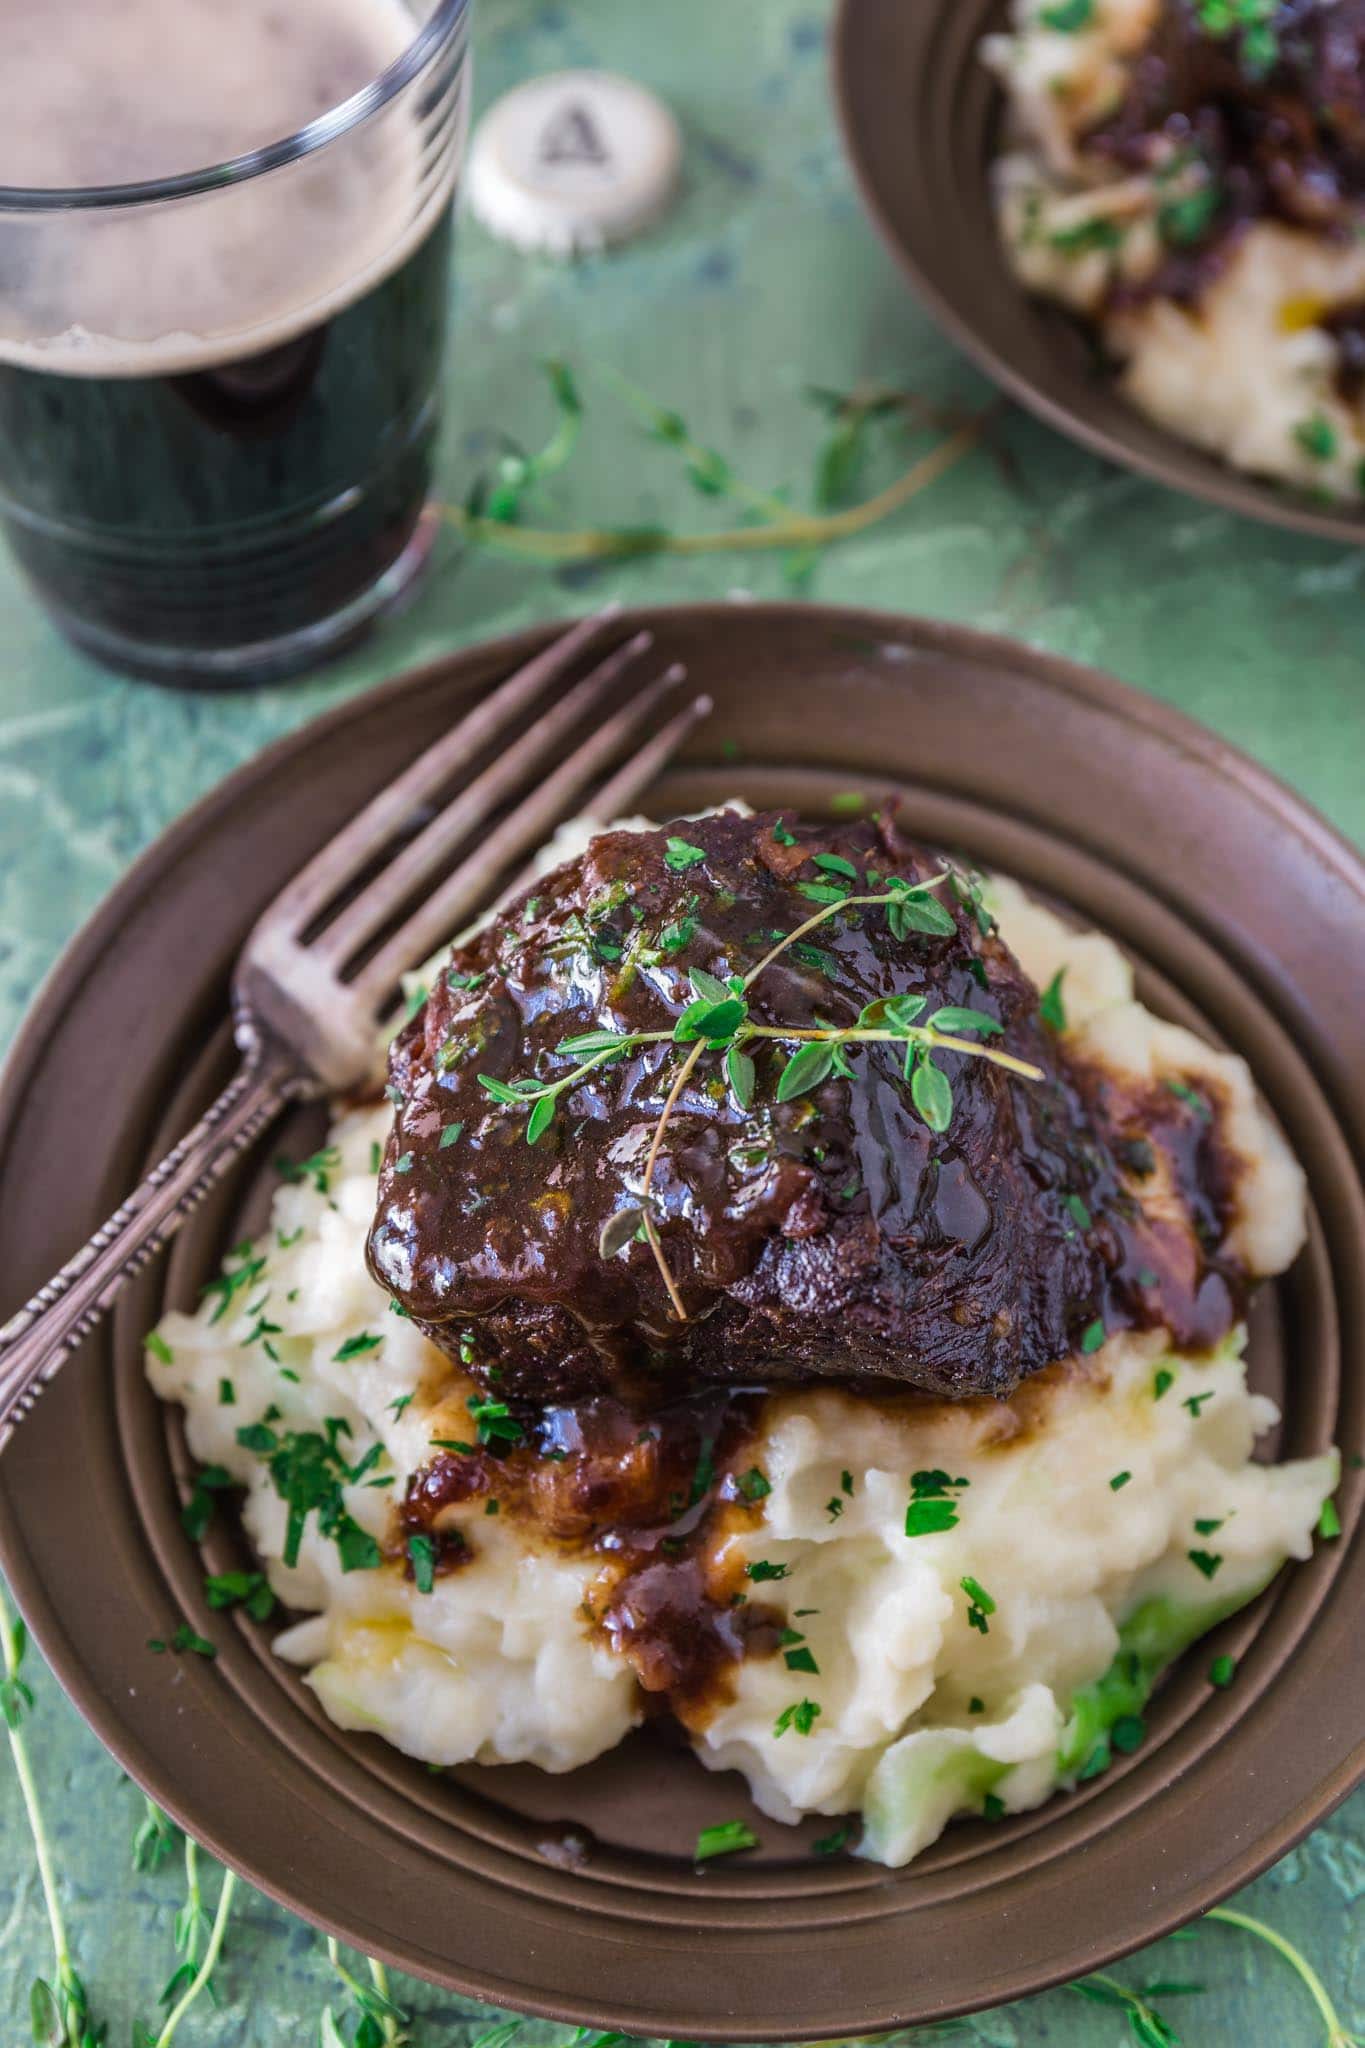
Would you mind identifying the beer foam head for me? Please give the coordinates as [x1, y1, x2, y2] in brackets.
[0, 0, 462, 374]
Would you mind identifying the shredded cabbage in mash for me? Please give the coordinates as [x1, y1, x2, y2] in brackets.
[146, 840, 1335, 1868]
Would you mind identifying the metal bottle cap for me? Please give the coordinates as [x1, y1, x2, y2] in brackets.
[466, 70, 683, 256]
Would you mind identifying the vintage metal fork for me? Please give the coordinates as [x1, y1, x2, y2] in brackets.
[0, 611, 709, 1450]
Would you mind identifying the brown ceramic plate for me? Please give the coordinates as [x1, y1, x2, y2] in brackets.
[832, 0, 1365, 546]
[0, 605, 1361, 2038]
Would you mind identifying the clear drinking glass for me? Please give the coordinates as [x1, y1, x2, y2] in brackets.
[0, 0, 471, 688]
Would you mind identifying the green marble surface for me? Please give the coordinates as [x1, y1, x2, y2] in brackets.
[0, 0, 1361, 2041]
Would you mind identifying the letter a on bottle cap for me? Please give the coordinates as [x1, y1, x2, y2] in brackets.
[466, 70, 682, 255]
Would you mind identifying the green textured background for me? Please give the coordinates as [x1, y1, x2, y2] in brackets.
[0, 1, 1361, 2042]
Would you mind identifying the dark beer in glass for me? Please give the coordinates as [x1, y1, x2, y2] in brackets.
[0, 0, 470, 686]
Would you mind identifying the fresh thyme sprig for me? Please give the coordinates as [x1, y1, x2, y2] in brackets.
[478, 867, 1044, 1317]
[1206, 1908, 1364, 2048]
[322, 1935, 411, 2047]
[443, 360, 990, 575]
[132, 1796, 178, 1874]
[144, 1855, 236, 2048]
[1071, 1970, 1202, 2046]
[0, 1583, 101, 2048]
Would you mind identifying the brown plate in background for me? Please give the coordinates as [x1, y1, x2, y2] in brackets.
[832, 0, 1365, 546]
[0, 604, 1361, 2037]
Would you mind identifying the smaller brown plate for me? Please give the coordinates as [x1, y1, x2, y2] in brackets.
[832, 0, 1365, 546]
[0, 605, 1361, 2038]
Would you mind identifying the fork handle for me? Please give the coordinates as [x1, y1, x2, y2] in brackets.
[0, 1045, 305, 1454]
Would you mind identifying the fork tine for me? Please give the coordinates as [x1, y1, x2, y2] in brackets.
[351, 670, 704, 1010]
[311, 627, 657, 967]
[492, 692, 716, 908]
[585, 692, 715, 822]
[261, 606, 625, 938]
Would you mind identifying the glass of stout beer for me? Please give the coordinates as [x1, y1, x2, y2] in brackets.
[0, 0, 471, 687]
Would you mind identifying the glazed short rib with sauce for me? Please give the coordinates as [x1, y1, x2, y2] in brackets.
[367, 807, 1247, 1408]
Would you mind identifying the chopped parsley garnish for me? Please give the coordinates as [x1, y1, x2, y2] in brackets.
[430, 1439, 475, 1455]
[393, 1152, 415, 1174]
[664, 836, 707, 872]
[784, 1644, 820, 1675]
[1318, 1497, 1342, 1540]
[981, 1792, 1006, 1822]
[277, 1226, 304, 1250]
[1184, 1392, 1214, 1418]
[236, 1419, 382, 1572]
[905, 1468, 968, 1539]
[841, 1469, 855, 1496]
[1111, 1714, 1146, 1755]
[369, 1141, 382, 1175]
[811, 1822, 855, 1856]
[1153, 1368, 1175, 1401]
[180, 1464, 234, 1543]
[485, 1499, 500, 1516]
[1049, 216, 1124, 256]
[694, 1820, 757, 1861]
[1209, 1654, 1237, 1689]
[148, 1625, 216, 1659]
[968, 1697, 985, 1715]
[333, 1332, 382, 1364]
[1110, 1471, 1132, 1492]
[388, 1394, 413, 1420]
[1079, 1317, 1106, 1355]
[774, 1698, 821, 1738]
[1165, 1077, 1211, 1120]
[960, 1577, 996, 1635]
[1064, 1193, 1092, 1231]
[1194, 1517, 1224, 1535]
[1294, 413, 1338, 464]
[735, 1467, 771, 1503]
[468, 1397, 525, 1448]
[217, 1378, 235, 1407]
[145, 1330, 173, 1366]
[905, 1496, 960, 1538]
[771, 819, 798, 846]
[200, 1247, 267, 1327]
[746, 1559, 790, 1583]
[688, 1437, 717, 1507]
[1188, 1549, 1223, 1580]
[203, 1571, 275, 1622]
[275, 1146, 341, 1194]
[1159, 180, 1221, 249]
[408, 1533, 436, 1594]
[1040, 0, 1094, 29]
[439, 1120, 465, 1150]
[825, 1497, 844, 1522]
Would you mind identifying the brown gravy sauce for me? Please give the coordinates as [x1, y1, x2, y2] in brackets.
[391, 1046, 1254, 1729]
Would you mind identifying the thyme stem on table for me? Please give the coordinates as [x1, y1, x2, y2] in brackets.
[1207, 1907, 1363, 2048]
[151, 1859, 236, 2048]
[0, 1579, 98, 2048]
[446, 416, 980, 561]
[442, 357, 988, 571]
[324, 1933, 412, 2046]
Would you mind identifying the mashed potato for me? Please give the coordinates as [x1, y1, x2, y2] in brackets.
[985, 0, 1365, 499]
[146, 851, 1335, 1868]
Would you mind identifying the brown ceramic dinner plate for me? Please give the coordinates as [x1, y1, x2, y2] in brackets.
[0, 604, 1361, 2038]
[832, 0, 1365, 547]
